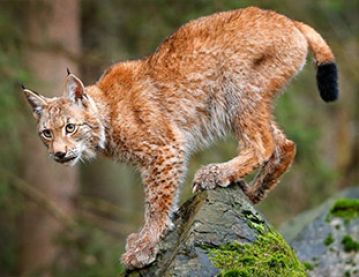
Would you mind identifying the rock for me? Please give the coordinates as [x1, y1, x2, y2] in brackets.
[126, 184, 306, 277]
[284, 187, 359, 277]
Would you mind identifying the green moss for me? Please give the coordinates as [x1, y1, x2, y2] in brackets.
[311, 256, 319, 262]
[222, 269, 249, 277]
[345, 270, 351, 277]
[328, 199, 359, 222]
[324, 233, 334, 246]
[241, 210, 266, 234]
[205, 229, 306, 277]
[341, 235, 359, 252]
[247, 220, 266, 234]
[303, 262, 314, 271]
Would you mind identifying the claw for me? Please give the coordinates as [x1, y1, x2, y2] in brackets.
[192, 183, 200, 193]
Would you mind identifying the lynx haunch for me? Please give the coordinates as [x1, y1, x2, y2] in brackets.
[23, 7, 338, 269]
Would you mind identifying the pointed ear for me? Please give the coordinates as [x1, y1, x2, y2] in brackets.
[65, 73, 86, 103]
[22, 86, 47, 119]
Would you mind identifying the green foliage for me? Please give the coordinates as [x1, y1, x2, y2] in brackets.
[206, 229, 306, 277]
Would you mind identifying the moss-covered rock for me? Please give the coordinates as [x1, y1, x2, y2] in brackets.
[328, 198, 359, 222]
[324, 233, 334, 246]
[342, 235, 359, 252]
[126, 184, 305, 277]
[283, 187, 359, 277]
[206, 229, 305, 276]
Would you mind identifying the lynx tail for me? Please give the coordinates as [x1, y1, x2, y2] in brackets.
[295, 21, 338, 102]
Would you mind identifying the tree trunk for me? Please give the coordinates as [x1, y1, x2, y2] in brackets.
[20, 0, 80, 274]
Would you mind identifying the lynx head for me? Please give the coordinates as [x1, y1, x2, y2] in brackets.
[22, 72, 106, 166]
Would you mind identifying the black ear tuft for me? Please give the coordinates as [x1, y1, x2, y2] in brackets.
[21, 83, 26, 90]
[67, 67, 71, 75]
[316, 62, 339, 102]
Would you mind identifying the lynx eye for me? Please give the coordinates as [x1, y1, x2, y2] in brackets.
[65, 123, 76, 134]
[41, 129, 52, 139]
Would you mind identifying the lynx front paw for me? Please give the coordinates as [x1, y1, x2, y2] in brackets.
[192, 164, 230, 193]
[125, 232, 142, 251]
[121, 234, 158, 269]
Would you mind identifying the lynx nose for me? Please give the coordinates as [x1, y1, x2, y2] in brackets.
[54, 151, 66, 159]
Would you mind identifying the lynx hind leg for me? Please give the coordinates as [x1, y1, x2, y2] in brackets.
[243, 123, 296, 204]
[193, 104, 275, 193]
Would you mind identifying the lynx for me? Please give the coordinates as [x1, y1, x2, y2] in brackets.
[23, 7, 338, 269]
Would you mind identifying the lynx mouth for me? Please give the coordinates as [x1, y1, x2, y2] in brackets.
[54, 156, 77, 164]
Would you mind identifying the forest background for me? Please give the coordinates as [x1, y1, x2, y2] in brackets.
[0, 0, 358, 276]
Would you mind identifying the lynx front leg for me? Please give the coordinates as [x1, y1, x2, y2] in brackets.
[121, 145, 185, 269]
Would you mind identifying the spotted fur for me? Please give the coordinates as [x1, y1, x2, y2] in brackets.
[23, 7, 338, 269]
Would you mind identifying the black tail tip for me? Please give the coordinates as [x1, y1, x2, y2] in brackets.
[316, 62, 339, 102]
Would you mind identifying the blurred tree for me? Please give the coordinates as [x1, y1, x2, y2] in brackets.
[20, 0, 80, 274]
[0, 2, 29, 275]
